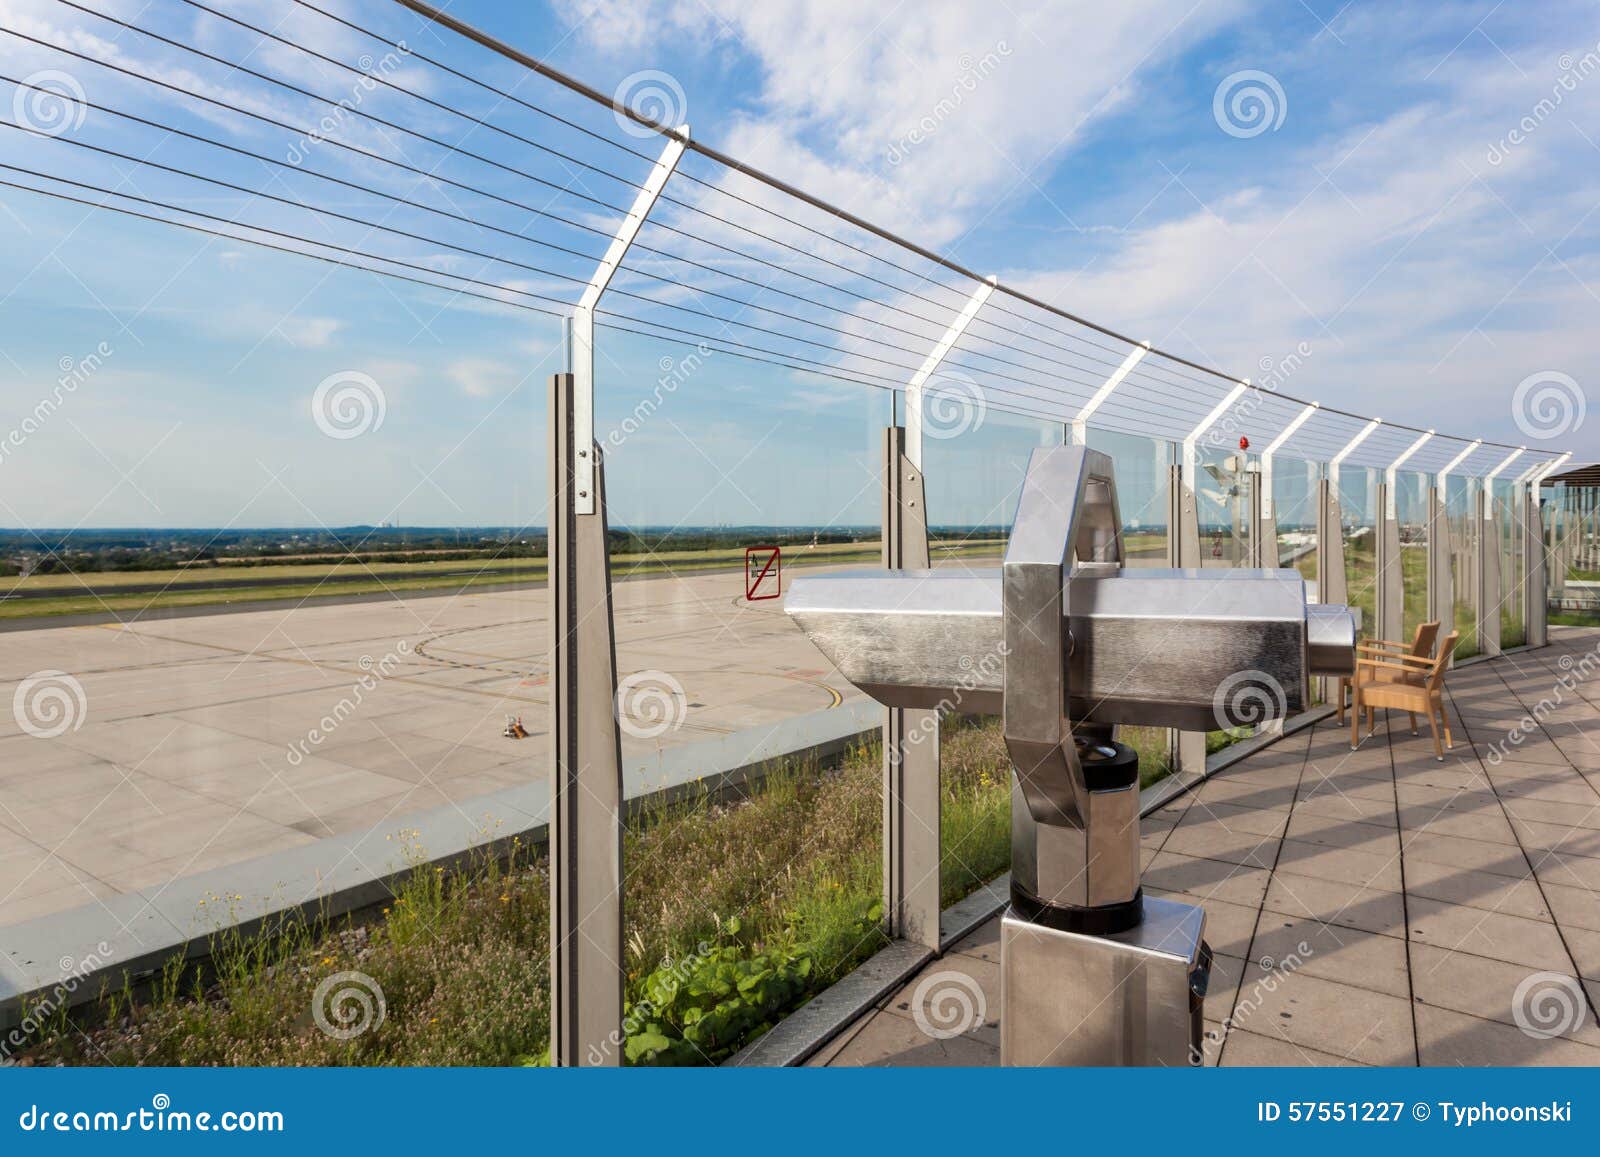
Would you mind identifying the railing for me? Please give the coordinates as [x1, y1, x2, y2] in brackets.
[0, 0, 1570, 1064]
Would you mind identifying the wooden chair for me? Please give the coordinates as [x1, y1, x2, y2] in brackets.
[1350, 630, 1459, 760]
[1336, 620, 1440, 724]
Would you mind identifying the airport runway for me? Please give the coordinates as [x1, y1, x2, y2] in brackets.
[0, 566, 863, 928]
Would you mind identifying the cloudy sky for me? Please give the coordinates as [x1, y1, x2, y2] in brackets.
[0, 0, 1594, 529]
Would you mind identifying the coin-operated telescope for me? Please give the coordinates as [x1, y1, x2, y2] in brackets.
[785, 446, 1356, 1065]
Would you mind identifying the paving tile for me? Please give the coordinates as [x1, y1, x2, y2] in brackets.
[1247, 914, 1411, 998]
[1241, 971, 1415, 1065]
[1159, 822, 1279, 869]
[1291, 788, 1397, 827]
[1406, 896, 1572, 972]
[1414, 1003, 1600, 1066]
[824, 1007, 1000, 1066]
[1409, 942, 1600, 1045]
[1274, 838, 1403, 893]
[1263, 870, 1407, 938]
[1540, 881, 1600, 933]
[1218, 1027, 1367, 1067]
[1401, 855, 1550, 922]
[1284, 811, 1399, 853]
[1173, 799, 1290, 838]
[1141, 850, 1271, 909]
[1400, 830, 1531, 878]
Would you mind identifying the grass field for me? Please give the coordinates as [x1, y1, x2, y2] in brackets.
[0, 539, 1008, 620]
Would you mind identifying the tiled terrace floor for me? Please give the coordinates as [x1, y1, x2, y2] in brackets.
[820, 627, 1600, 1067]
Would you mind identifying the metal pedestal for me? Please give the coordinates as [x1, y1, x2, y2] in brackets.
[1000, 895, 1209, 1067]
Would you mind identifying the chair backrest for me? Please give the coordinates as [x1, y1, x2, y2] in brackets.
[1411, 620, 1441, 658]
[1426, 631, 1459, 691]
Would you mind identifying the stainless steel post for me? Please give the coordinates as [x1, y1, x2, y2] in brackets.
[548, 371, 624, 1066]
[881, 425, 941, 949]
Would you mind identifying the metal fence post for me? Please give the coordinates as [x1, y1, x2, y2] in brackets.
[548, 371, 624, 1067]
[882, 276, 993, 949]
[552, 128, 685, 1066]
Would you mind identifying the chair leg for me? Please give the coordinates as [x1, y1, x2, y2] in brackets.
[1437, 696, 1454, 750]
[1350, 686, 1360, 748]
[1408, 711, 1418, 735]
[1426, 708, 1443, 761]
[1337, 678, 1347, 724]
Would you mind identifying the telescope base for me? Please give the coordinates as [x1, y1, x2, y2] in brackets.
[999, 895, 1209, 1066]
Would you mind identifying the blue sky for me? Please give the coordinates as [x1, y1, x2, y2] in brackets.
[0, 0, 1594, 530]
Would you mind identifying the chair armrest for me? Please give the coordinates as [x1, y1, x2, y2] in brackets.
[1359, 639, 1410, 651]
[1356, 654, 1432, 674]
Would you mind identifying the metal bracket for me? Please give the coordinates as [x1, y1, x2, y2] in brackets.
[571, 128, 688, 514]
[1070, 341, 1150, 445]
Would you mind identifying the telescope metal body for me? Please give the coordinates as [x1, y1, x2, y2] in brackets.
[783, 445, 1357, 1066]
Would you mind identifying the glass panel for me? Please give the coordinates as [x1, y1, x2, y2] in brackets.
[1447, 476, 1479, 657]
[1396, 470, 1433, 639]
[1340, 467, 1379, 637]
[1272, 456, 1321, 586]
[1496, 479, 1526, 648]
[1087, 428, 1173, 567]
[1197, 448, 1254, 567]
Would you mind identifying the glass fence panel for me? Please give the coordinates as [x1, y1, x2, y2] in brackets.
[922, 405, 1058, 562]
[598, 334, 907, 1055]
[1396, 470, 1433, 639]
[1197, 448, 1255, 567]
[1446, 476, 1479, 657]
[1496, 480, 1526, 648]
[1272, 456, 1321, 586]
[1088, 428, 1174, 567]
[1340, 467, 1379, 636]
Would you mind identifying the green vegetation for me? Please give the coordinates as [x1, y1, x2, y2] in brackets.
[15, 716, 1021, 1067]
